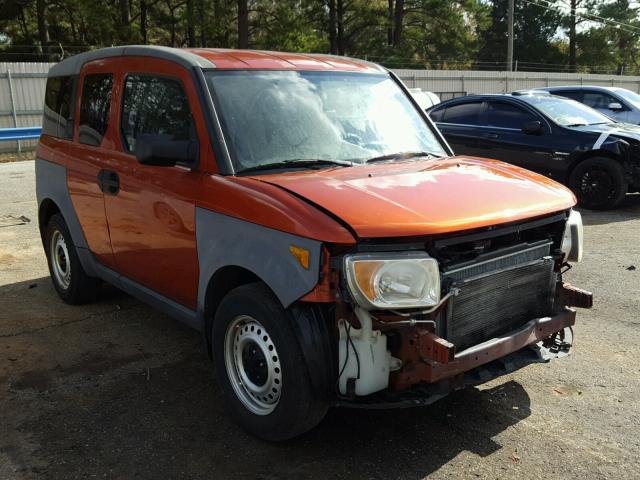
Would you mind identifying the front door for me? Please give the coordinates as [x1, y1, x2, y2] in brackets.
[100, 57, 211, 310]
[582, 90, 630, 123]
[475, 100, 553, 174]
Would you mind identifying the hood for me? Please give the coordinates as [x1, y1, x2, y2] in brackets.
[249, 156, 576, 239]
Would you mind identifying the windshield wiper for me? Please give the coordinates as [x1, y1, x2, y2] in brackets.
[365, 151, 437, 164]
[237, 159, 352, 174]
[565, 123, 588, 127]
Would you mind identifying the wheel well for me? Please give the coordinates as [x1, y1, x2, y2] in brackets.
[38, 199, 61, 240]
[203, 266, 262, 353]
[569, 150, 620, 178]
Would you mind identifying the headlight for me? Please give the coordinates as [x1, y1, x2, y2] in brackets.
[344, 253, 440, 309]
[561, 209, 583, 263]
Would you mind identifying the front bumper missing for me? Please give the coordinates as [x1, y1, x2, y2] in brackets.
[337, 308, 578, 409]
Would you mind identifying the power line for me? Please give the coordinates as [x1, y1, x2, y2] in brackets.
[523, 0, 640, 35]
[553, 0, 640, 33]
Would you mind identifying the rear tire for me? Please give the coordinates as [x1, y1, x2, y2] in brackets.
[212, 283, 328, 441]
[44, 213, 101, 304]
[569, 157, 627, 210]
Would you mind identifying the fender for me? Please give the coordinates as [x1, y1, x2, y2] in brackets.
[35, 158, 98, 277]
[195, 207, 323, 320]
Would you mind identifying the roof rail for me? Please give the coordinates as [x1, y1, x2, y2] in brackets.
[48, 45, 215, 77]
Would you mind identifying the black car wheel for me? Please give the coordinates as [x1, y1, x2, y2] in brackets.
[569, 157, 628, 210]
[44, 213, 101, 304]
[212, 282, 328, 441]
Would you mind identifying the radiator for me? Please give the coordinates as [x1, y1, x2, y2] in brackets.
[442, 243, 556, 351]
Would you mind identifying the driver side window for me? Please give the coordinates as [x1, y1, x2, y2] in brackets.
[582, 92, 620, 110]
[486, 102, 538, 129]
[121, 74, 195, 153]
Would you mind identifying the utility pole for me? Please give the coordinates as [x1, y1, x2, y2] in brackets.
[507, 0, 514, 71]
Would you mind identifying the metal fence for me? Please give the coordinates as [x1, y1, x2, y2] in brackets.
[0, 62, 53, 154]
[2, 61, 640, 154]
[393, 69, 640, 98]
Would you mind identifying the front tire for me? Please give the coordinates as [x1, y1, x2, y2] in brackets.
[569, 157, 628, 210]
[212, 283, 328, 441]
[44, 213, 101, 304]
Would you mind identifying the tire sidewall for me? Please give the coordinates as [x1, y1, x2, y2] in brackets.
[44, 214, 92, 303]
[569, 157, 627, 209]
[212, 285, 323, 441]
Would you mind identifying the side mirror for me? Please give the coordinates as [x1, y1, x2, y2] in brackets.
[135, 133, 198, 167]
[522, 120, 543, 135]
[608, 102, 624, 111]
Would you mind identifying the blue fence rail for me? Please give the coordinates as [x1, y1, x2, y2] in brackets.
[0, 126, 42, 142]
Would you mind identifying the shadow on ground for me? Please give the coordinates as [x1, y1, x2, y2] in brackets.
[1, 278, 532, 480]
[579, 193, 640, 226]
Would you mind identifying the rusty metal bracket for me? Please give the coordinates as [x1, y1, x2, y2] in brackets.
[418, 331, 455, 364]
[560, 283, 593, 309]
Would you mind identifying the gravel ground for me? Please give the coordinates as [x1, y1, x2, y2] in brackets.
[1, 160, 639, 480]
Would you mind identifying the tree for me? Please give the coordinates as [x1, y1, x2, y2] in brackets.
[478, 0, 565, 70]
[576, 0, 640, 74]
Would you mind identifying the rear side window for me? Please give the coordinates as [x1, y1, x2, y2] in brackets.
[441, 102, 482, 125]
[121, 75, 194, 153]
[43, 76, 76, 140]
[79, 73, 113, 146]
[486, 102, 538, 129]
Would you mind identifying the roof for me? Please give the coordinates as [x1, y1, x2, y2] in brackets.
[537, 85, 622, 92]
[48, 45, 385, 77]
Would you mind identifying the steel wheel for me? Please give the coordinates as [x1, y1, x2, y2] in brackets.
[223, 315, 282, 415]
[49, 229, 71, 290]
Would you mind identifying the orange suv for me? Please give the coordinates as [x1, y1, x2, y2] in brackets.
[37, 46, 592, 440]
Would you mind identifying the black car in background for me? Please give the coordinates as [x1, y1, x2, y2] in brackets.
[428, 91, 640, 209]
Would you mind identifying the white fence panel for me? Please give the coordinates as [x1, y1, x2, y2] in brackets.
[0, 63, 53, 153]
[392, 69, 640, 98]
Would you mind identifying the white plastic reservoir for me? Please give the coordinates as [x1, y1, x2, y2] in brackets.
[338, 307, 396, 396]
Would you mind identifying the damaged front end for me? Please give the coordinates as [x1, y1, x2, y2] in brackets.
[329, 209, 593, 408]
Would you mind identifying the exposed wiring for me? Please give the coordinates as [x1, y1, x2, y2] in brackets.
[336, 318, 361, 396]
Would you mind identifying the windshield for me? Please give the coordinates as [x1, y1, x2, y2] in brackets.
[519, 95, 613, 127]
[205, 71, 447, 172]
[613, 88, 640, 109]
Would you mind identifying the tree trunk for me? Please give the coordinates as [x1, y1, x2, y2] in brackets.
[19, 7, 30, 38]
[329, 0, 338, 54]
[140, 0, 148, 43]
[387, 0, 394, 46]
[237, 0, 248, 48]
[187, 0, 196, 47]
[337, 0, 344, 55]
[199, 0, 206, 46]
[36, 0, 50, 48]
[392, 0, 404, 46]
[119, 0, 131, 41]
[569, 0, 577, 72]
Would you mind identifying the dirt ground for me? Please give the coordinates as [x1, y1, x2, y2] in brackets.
[1, 160, 639, 480]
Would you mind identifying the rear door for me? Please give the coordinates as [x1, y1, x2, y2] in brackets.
[431, 100, 483, 155]
[474, 100, 553, 173]
[101, 57, 212, 310]
[65, 61, 117, 269]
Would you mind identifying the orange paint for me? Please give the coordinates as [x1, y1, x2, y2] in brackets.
[250, 156, 576, 239]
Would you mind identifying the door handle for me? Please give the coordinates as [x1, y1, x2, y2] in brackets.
[485, 133, 499, 139]
[97, 169, 120, 195]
